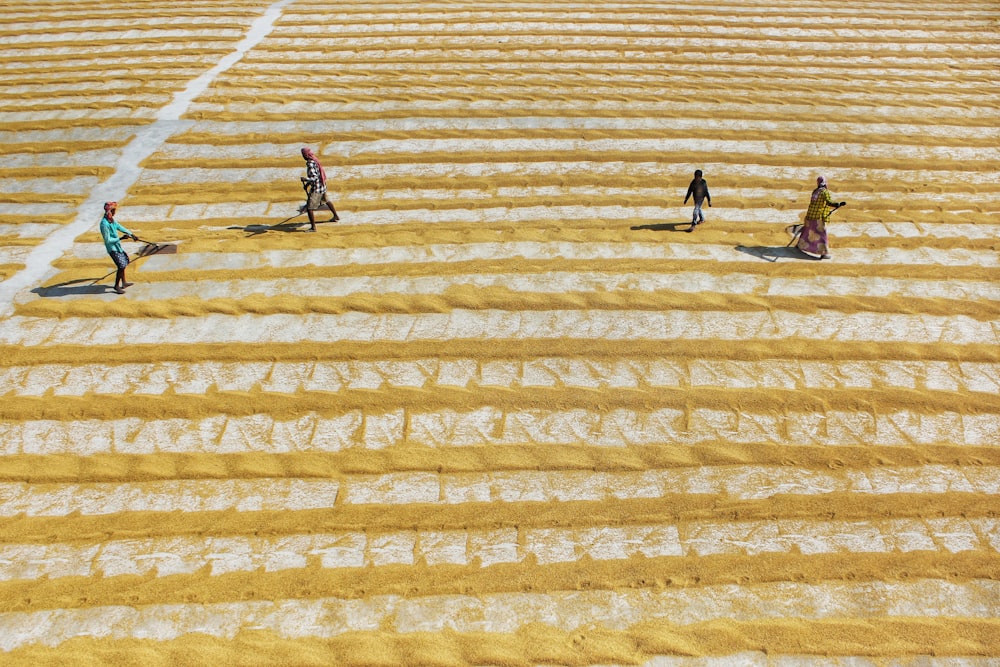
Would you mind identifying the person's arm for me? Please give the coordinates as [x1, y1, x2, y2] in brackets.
[114, 220, 136, 240]
[683, 182, 693, 204]
[824, 189, 841, 209]
[705, 182, 711, 206]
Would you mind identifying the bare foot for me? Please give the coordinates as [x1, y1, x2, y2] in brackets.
[113, 287, 125, 294]
[122, 282, 134, 288]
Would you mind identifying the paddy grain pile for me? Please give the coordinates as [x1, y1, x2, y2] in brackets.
[0, 0, 999, 664]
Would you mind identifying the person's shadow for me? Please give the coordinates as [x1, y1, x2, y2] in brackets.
[32, 274, 116, 297]
[228, 213, 312, 237]
[734, 244, 815, 262]
[630, 222, 695, 233]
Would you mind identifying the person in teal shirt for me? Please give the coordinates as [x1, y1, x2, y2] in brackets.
[99, 201, 138, 294]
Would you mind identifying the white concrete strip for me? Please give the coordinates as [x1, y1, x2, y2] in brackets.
[179, 116, 1000, 141]
[4, 463, 989, 518]
[121, 242, 1000, 273]
[0, 223, 62, 239]
[0, 580, 996, 650]
[0, 109, 152, 126]
[0, 247, 32, 267]
[0, 42, 238, 59]
[1, 84, 166, 97]
[260, 34, 1000, 55]
[635, 657, 999, 667]
[277, 4, 998, 18]
[0, 0, 293, 317]
[1, 95, 170, 110]
[0, 176, 100, 196]
[0, 529, 505, 580]
[298, 25, 994, 42]
[0, 18, 253, 32]
[32, 271, 1000, 304]
[641, 657, 1000, 667]
[0, 29, 245, 45]
[1, 310, 995, 348]
[2, 357, 997, 398]
[267, 20, 987, 37]
[271, 9, 1000, 24]
[1, 407, 996, 456]
[240, 58, 1000, 80]
[0, 202, 74, 217]
[186, 98, 1000, 121]
[0, 126, 140, 144]
[835, 222, 1000, 240]
[1, 148, 123, 169]
[1, 517, 996, 582]
[0, 479, 340, 517]
[0, 55, 212, 71]
[131, 158, 991, 193]
[357, 465, 1000, 505]
[149, 137, 1000, 163]
[222, 71, 995, 93]
[215, 80, 992, 107]
[113, 201, 916, 228]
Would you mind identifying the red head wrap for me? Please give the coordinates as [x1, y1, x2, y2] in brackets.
[301, 147, 326, 185]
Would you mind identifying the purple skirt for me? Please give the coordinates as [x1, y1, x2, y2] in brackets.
[796, 217, 828, 256]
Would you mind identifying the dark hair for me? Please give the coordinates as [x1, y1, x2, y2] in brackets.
[694, 169, 703, 177]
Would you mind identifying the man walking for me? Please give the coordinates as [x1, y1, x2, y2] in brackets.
[684, 169, 712, 231]
[299, 147, 339, 232]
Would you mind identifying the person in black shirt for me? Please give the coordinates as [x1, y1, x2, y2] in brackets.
[683, 169, 712, 231]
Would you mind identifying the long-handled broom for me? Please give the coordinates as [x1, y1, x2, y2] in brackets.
[787, 202, 846, 247]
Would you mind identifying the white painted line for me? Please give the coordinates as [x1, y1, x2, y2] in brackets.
[0, 0, 293, 317]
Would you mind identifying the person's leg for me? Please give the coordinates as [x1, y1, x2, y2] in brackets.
[110, 251, 130, 293]
[691, 202, 702, 225]
[325, 195, 339, 222]
[306, 208, 316, 231]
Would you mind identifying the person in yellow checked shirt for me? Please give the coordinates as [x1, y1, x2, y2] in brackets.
[797, 176, 845, 259]
[99, 201, 139, 294]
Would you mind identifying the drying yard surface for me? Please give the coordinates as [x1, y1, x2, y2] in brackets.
[0, 0, 999, 664]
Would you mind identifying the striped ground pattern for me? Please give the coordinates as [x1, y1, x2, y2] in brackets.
[1, 0, 999, 664]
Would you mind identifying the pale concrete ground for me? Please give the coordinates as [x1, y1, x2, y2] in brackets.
[0, 0, 999, 662]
